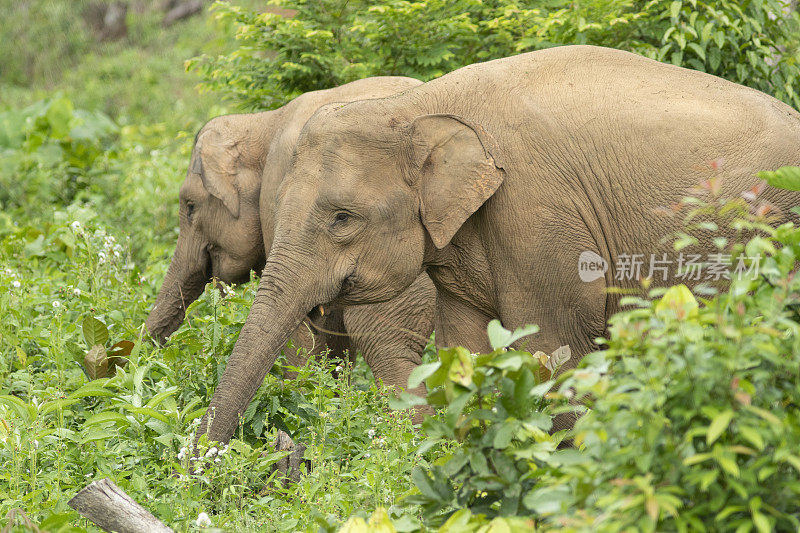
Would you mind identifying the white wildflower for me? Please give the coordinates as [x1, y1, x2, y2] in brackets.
[12, 280, 21, 289]
[73, 288, 81, 297]
[70, 221, 81, 232]
[98, 252, 106, 264]
[335, 365, 343, 373]
[177, 447, 188, 460]
[365, 452, 371, 458]
[219, 444, 228, 455]
[214, 457, 221, 463]
[195, 512, 211, 527]
[375, 437, 386, 447]
[367, 428, 376, 438]
[33, 440, 39, 449]
[3, 268, 12, 275]
[52, 300, 61, 308]
[205, 446, 218, 458]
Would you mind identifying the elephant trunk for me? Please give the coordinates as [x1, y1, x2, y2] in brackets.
[145, 244, 210, 345]
[195, 246, 318, 445]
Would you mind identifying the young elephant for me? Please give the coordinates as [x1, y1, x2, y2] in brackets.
[198, 45, 800, 444]
[145, 76, 436, 409]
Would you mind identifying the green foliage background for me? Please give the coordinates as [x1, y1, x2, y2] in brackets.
[1, 0, 799, 531]
[189, 0, 800, 110]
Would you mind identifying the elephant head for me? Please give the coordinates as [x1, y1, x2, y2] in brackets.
[145, 114, 270, 344]
[199, 101, 504, 443]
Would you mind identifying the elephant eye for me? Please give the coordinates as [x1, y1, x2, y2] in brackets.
[333, 212, 350, 224]
[186, 201, 196, 222]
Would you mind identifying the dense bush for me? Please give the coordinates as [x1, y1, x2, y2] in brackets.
[190, 0, 799, 110]
[388, 323, 570, 528]
[542, 173, 800, 530]
[0, 96, 118, 211]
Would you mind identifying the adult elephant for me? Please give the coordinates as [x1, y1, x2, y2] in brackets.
[145, 76, 436, 416]
[198, 45, 800, 444]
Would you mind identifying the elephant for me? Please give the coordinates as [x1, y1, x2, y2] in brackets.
[144, 76, 437, 419]
[195, 44, 800, 445]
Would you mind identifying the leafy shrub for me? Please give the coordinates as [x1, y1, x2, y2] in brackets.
[528, 0, 800, 108]
[378, 322, 577, 530]
[190, 0, 799, 110]
[534, 168, 800, 531]
[187, 0, 496, 108]
[0, 96, 118, 211]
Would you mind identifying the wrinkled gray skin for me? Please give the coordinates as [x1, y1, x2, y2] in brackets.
[145, 77, 436, 419]
[198, 45, 800, 444]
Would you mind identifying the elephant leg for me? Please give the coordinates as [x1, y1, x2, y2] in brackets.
[497, 261, 607, 438]
[343, 273, 436, 424]
[434, 290, 493, 354]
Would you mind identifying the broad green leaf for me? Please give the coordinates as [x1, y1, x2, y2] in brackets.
[738, 426, 765, 451]
[388, 391, 427, 411]
[82, 316, 109, 347]
[145, 387, 179, 409]
[493, 422, 515, 449]
[758, 166, 800, 192]
[707, 410, 734, 445]
[67, 382, 115, 399]
[0, 395, 36, 423]
[752, 511, 771, 533]
[669, 1, 682, 19]
[715, 453, 740, 477]
[84, 345, 108, 380]
[122, 405, 169, 424]
[655, 284, 698, 320]
[782, 455, 800, 474]
[407, 362, 440, 389]
[447, 347, 473, 387]
[39, 399, 80, 416]
[84, 412, 131, 427]
[683, 453, 712, 466]
[487, 320, 538, 350]
[79, 428, 118, 444]
[411, 468, 444, 503]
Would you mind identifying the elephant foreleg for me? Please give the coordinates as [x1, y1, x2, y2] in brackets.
[343, 273, 436, 424]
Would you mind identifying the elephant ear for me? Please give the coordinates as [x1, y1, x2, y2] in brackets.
[407, 114, 505, 249]
[195, 130, 241, 218]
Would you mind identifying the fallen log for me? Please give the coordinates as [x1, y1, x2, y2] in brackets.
[163, 0, 204, 26]
[68, 478, 173, 533]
